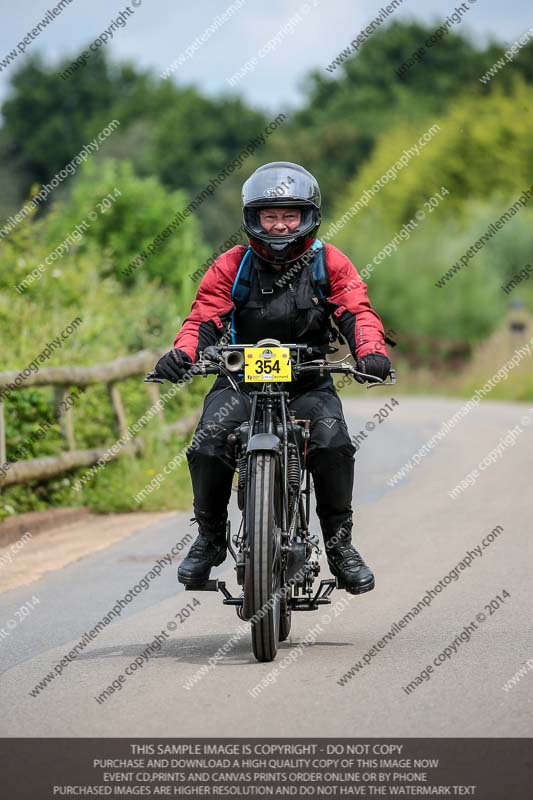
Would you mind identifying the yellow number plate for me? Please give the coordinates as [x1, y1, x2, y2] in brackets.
[244, 346, 292, 383]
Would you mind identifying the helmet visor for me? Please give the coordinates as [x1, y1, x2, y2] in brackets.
[243, 164, 320, 207]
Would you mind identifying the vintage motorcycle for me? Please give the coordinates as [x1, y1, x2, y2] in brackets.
[145, 339, 395, 662]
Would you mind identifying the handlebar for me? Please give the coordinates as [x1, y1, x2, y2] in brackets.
[144, 339, 396, 389]
[285, 362, 396, 387]
[144, 364, 222, 384]
[144, 342, 396, 389]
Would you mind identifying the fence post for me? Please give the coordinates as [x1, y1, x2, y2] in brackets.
[108, 382, 128, 441]
[145, 382, 164, 421]
[0, 399, 6, 465]
[54, 387, 76, 451]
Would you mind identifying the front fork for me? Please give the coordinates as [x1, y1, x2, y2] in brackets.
[222, 401, 335, 610]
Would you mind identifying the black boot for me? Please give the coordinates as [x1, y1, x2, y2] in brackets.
[323, 522, 375, 595]
[177, 512, 227, 586]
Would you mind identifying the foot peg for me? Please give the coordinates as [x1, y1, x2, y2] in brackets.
[183, 579, 243, 607]
[288, 579, 336, 610]
[184, 579, 221, 591]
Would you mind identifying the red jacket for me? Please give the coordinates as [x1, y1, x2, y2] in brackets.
[174, 242, 388, 361]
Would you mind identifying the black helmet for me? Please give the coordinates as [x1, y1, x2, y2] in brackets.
[242, 162, 321, 263]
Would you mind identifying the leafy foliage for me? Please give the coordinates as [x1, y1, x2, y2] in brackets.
[1, 52, 266, 238]
[332, 82, 533, 232]
[45, 158, 207, 297]
[0, 161, 209, 519]
[325, 83, 533, 356]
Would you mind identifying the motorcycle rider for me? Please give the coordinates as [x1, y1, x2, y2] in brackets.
[154, 162, 391, 594]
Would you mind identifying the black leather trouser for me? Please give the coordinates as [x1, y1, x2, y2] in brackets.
[185, 379, 356, 538]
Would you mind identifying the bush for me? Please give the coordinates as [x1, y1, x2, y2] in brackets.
[0, 158, 211, 520]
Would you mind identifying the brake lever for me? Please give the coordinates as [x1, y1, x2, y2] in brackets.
[144, 371, 164, 384]
[365, 367, 397, 388]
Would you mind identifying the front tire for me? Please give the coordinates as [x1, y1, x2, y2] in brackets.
[244, 452, 283, 662]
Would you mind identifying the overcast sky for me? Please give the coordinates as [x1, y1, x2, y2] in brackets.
[0, 0, 531, 112]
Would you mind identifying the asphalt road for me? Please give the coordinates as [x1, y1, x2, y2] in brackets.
[1, 395, 531, 737]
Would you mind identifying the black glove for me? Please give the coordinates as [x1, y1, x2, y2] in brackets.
[202, 345, 220, 362]
[154, 348, 193, 382]
[355, 353, 391, 384]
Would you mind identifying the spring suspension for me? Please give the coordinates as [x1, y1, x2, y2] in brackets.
[287, 446, 300, 489]
[237, 454, 247, 493]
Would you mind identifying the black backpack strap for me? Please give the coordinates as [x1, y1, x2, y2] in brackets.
[306, 240, 345, 346]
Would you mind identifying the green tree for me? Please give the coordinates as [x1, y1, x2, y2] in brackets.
[324, 83, 533, 352]
[283, 23, 533, 210]
[1, 52, 266, 227]
[1, 52, 142, 186]
[45, 158, 207, 299]
[331, 81, 533, 233]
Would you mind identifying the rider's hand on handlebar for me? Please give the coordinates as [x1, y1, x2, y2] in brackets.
[201, 345, 220, 362]
[154, 348, 193, 382]
[355, 353, 392, 384]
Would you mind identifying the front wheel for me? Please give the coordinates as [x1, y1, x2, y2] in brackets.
[244, 452, 283, 662]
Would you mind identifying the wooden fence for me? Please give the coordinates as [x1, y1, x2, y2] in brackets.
[0, 349, 199, 488]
